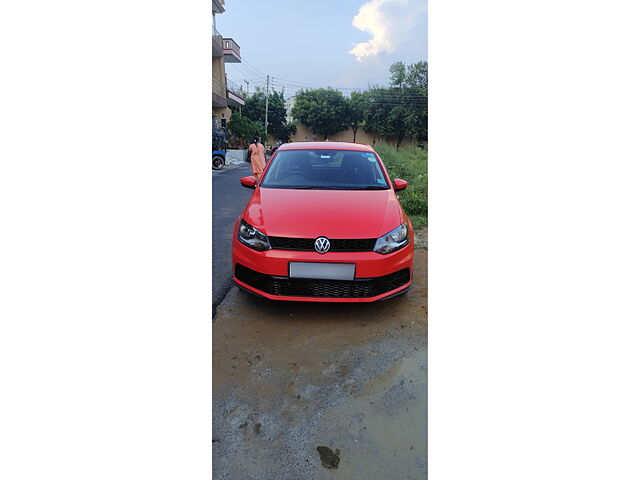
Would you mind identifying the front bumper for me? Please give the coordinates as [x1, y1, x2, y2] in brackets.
[231, 232, 414, 302]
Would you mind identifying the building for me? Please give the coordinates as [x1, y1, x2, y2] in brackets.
[212, 0, 244, 132]
[284, 96, 296, 123]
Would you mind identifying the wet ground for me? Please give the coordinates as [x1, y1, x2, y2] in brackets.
[213, 245, 427, 480]
[212, 162, 253, 312]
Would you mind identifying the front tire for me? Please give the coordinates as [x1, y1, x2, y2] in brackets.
[212, 155, 224, 170]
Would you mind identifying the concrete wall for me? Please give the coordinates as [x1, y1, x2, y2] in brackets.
[280, 124, 415, 148]
[212, 56, 226, 101]
[226, 149, 248, 165]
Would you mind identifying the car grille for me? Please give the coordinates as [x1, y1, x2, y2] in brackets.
[235, 264, 410, 299]
[269, 237, 377, 252]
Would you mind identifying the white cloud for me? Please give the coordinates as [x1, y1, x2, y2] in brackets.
[349, 0, 427, 61]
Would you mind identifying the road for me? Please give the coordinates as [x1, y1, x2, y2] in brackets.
[212, 162, 253, 314]
[213, 248, 428, 479]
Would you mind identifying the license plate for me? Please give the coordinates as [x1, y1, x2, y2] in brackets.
[289, 262, 355, 281]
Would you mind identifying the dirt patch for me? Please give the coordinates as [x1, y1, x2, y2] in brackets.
[213, 249, 427, 479]
[414, 227, 428, 249]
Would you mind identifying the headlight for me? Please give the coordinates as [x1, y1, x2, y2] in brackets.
[373, 222, 409, 254]
[238, 219, 271, 251]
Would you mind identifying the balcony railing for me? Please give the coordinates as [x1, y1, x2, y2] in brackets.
[212, 77, 227, 108]
[222, 38, 241, 63]
[212, 77, 227, 96]
[212, 26, 223, 45]
[212, 26, 223, 57]
[226, 79, 244, 99]
[226, 79, 245, 107]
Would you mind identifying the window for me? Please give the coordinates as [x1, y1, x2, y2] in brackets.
[260, 149, 389, 190]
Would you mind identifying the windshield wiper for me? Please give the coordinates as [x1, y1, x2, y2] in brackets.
[351, 186, 389, 190]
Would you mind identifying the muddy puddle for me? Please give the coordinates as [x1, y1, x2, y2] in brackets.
[312, 351, 427, 479]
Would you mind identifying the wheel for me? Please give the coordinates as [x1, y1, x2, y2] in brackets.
[212, 155, 224, 170]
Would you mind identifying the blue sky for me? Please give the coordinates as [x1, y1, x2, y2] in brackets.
[216, 0, 427, 98]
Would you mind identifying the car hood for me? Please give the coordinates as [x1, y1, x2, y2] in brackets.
[243, 187, 404, 238]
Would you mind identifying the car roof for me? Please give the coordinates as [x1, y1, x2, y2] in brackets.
[277, 141, 375, 152]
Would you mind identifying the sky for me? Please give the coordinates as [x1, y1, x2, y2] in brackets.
[216, 0, 427, 99]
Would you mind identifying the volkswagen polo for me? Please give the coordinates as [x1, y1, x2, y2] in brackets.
[231, 142, 414, 302]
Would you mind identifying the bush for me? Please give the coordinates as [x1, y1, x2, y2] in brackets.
[374, 142, 428, 228]
[227, 112, 266, 147]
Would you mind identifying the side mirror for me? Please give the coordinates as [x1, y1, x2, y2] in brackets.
[393, 179, 408, 191]
[240, 176, 257, 189]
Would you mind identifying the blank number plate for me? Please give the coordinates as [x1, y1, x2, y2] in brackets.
[289, 262, 355, 281]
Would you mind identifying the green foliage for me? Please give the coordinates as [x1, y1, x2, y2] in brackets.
[227, 112, 265, 144]
[234, 89, 294, 141]
[359, 61, 428, 149]
[276, 122, 297, 143]
[278, 61, 427, 147]
[346, 91, 366, 142]
[374, 142, 428, 228]
[389, 61, 408, 88]
[407, 61, 427, 89]
[291, 88, 349, 139]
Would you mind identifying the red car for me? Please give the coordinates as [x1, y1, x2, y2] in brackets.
[232, 142, 414, 302]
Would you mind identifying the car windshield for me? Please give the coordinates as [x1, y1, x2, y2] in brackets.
[259, 149, 390, 190]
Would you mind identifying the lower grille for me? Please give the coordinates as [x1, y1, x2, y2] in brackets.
[235, 264, 410, 298]
[269, 237, 377, 252]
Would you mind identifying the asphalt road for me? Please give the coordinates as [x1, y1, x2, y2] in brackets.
[212, 162, 253, 314]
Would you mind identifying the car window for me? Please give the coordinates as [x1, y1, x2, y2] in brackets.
[260, 149, 389, 190]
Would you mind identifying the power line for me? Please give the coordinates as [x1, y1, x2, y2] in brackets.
[271, 78, 423, 92]
[272, 76, 365, 91]
[270, 87, 427, 102]
[240, 59, 266, 78]
[226, 64, 264, 88]
[226, 57, 427, 105]
[227, 63, 263, 81]
[227, 70, 262, 84]
[271, 81, 427, 100]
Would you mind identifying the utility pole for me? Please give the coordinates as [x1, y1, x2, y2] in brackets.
[264, 75, 269, 142]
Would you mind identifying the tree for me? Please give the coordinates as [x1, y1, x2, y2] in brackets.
[360, 62, 428, 149]
[405, 86, 427, 144]
[361, 87, 385, 145]
[404, 61, 428, 143]
[291, 88, 349, 140]
[387, 100, 411, 150]
[227, 112, 265, 146]
[389, 61, 408, 88]
[274, 122, 297, 143]
[234, 88, 293, 141]
[406, 60, 427, 89]
[346, 91, 365, 142]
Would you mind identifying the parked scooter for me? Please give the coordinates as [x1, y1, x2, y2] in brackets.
[212, 132, 227, 170]
[265, 140, 282, 158]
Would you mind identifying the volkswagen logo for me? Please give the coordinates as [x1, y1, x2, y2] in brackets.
[314, 237, 331, 254]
